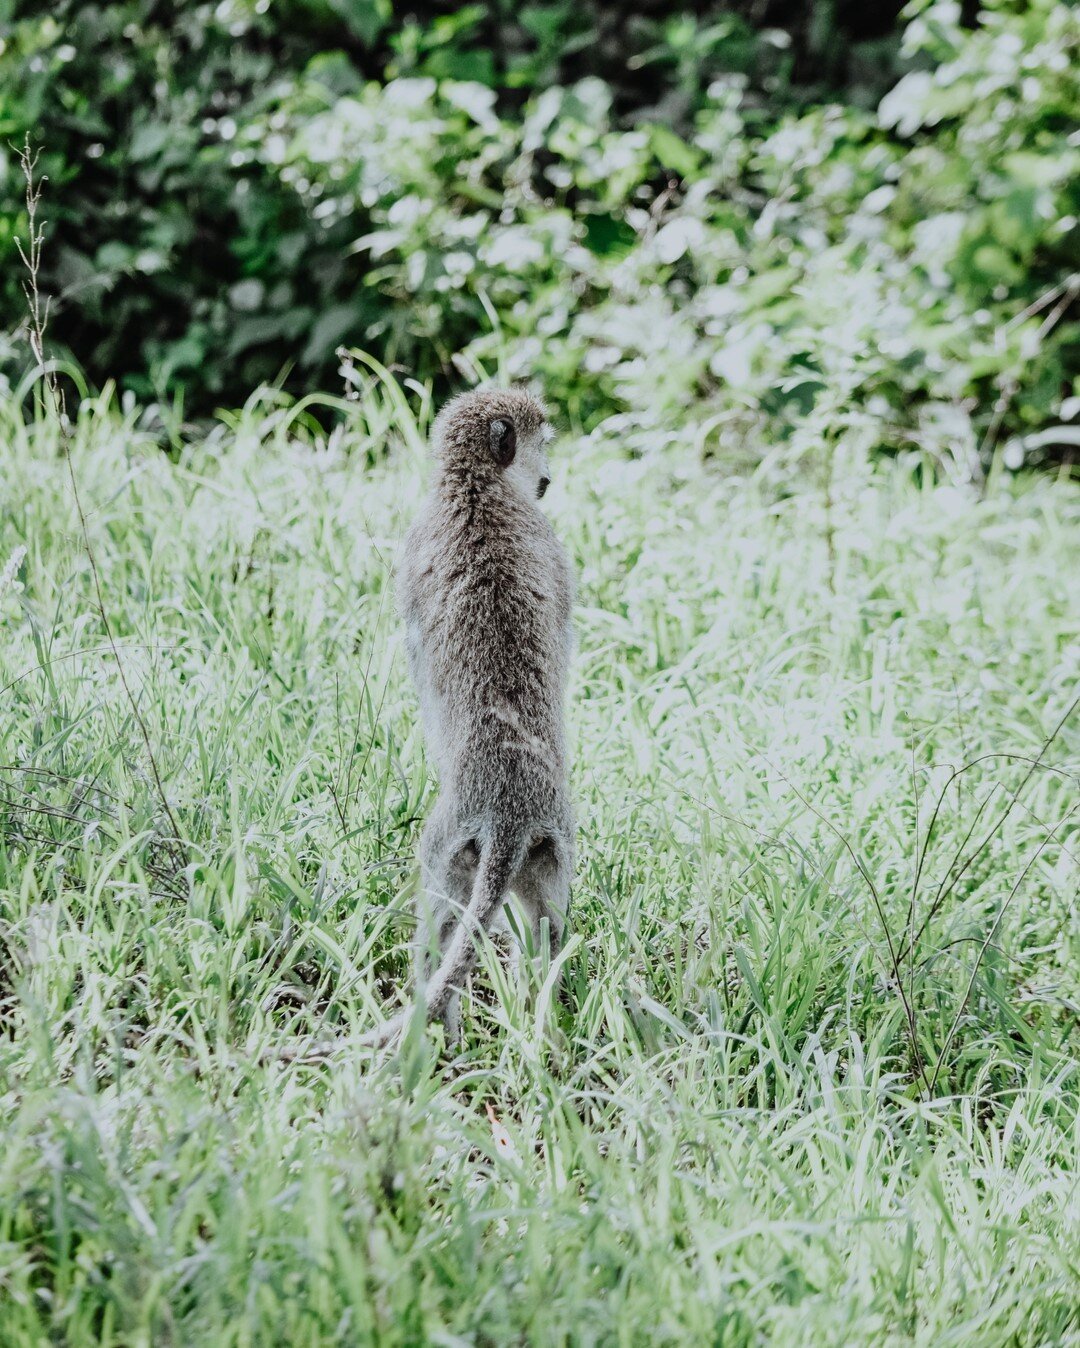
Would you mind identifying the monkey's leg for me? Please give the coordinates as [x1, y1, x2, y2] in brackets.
[509, 835, 570, 991]
[415, 816, 477, 1045]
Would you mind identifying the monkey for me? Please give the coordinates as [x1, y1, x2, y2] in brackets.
[364, 386, 575, 1049]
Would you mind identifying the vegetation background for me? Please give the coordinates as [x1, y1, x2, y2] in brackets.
[0, 0, 1078, 1343]
[1, 0, 1078, 465]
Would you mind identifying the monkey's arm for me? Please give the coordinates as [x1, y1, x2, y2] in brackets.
[554, 543, 576, 661]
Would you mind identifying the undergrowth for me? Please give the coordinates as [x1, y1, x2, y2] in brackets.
[0, 369, 1077, 1343]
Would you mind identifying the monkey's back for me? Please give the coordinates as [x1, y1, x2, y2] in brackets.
[398, 476, 572, 825]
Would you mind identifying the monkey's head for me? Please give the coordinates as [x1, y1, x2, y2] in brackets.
[432, 388, 554, 501]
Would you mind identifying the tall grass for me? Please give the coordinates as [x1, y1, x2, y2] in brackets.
[0, 376, 1077, 1344]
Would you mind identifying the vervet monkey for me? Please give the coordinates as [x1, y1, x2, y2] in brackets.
[369, 387, 575, 1047]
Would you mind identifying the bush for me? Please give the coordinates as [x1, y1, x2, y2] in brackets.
[262, 0, 1078, 469]
[1, 0, 1077, 472]
[0, 0, 901, 410]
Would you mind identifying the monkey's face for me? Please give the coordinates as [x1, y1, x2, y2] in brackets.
[433, 388, 554, 500]
[491, 415, 554, 503]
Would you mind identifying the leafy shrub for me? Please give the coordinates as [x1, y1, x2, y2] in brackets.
[0, 0, 902, 410]
[256, 0, 1078, 469]
[0, 0, 1076, 472]
[0, 2, 365, 403]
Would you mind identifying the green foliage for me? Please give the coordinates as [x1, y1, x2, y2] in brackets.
[1, 383, 1078, 1341]
[0, 1, 363, 402]
[0, 0, 1078, 469]
[0, 0, 897, 405]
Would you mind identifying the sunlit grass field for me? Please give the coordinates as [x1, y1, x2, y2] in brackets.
[1, 379, 1078, 1345]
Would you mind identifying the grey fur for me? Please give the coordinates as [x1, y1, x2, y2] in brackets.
[362, 387, 575, 1049]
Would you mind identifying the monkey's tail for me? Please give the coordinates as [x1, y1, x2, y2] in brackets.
[424, 833, 522, 1022]
[359, 831, 525, 1050]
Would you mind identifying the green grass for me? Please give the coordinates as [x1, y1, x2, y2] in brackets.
[0, 380, 1078, 1346]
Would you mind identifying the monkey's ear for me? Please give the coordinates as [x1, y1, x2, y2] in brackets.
[490, 418, 517, 468]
